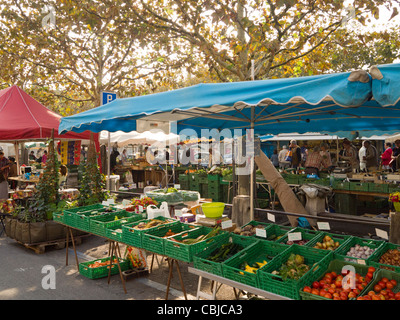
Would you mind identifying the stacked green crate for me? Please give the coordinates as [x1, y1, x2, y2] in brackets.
[179, 174, 190, 190]
[207, 174, 223, 202]
[189, 173, 200, 192]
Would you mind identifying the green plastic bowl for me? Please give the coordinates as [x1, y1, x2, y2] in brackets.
[201, 202, 225, 218]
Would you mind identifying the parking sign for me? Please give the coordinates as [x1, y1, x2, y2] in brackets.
[101, 92, 117, 105]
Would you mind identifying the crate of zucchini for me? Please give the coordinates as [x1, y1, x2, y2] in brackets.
[164, 226, 228, 263]
[193, 233, 259, 276]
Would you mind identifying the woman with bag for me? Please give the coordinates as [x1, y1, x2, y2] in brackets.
[288, 140, 302, 169]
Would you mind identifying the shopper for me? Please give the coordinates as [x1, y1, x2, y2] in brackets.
[0, 151, 11, 199]
[59, 165, 68, 187]
[391, 140, 400, 171]
[288, 140, 302, 169]
[270, 149, 279, 168]
[339, 139, 359, 171]
[28, 151, 36, 161]
[305, 146, 323, 175]
[381, 142, 393, 170]
[363, 140, 378, 172]
[278, 145, 290, 169]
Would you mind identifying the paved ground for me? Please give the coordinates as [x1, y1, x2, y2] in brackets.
[0, 233, 240, 300]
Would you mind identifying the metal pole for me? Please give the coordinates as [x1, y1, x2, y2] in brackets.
[250, 106, 255, 221]
[107, 131, 111, 191]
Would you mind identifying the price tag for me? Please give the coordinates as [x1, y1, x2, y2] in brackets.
[122, 199, 131, 206]
[174, 184, 181, 190]
[138, 205, 144, 213]
[375, 228, 389, 240]
[174, 209, 183, 217]
[288, 232, 302, 242]
[357, 259, 366, 265]
[107, 198, 115, 205]
[221, 220, 233, 230]
[256, 228, 267, 238]
[267, 213, 275, 222]
[317, 222, 331, 230]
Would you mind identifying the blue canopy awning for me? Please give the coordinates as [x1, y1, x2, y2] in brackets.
[59, 63, 400, 138]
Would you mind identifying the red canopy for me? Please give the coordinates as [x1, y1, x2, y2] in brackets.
[0, 85, 95, 141]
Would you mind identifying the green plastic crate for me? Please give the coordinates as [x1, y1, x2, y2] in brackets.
[332, 180, 351, 191]
[361, 268, 400, 296]
[239, 220, 272, 240]
[264, 224, 295, 242]
[122, 216, 179, 248]
[307, 231, 352, 253]
[141, 222, 198, 255]
[65, 204, 121, 231]
[104, 213, 146, 242]
[179, 174, 189, 183]
[299, 259, 371, 300]
[258, 244, 333, 300]
[368, 183, 389, 193]
[164, 226, 228, 263]
[198, 176, 208, 184]
[90, 211, 144, 237]
[53, 211, 64, 224]
[276, 227, 320, 246]
[334, 236, 385, 264]
[193, 234, 259, 277]
[208, 174, 221, 181]
[369, 242, 400, 273]
[79, 256, 130, 279]
[349, 182, 370, 192]
[223, 240, 288, 288]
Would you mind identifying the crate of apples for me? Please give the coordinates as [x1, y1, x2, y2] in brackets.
[357, 275, 400, 300]
[302, 266, 376, 300]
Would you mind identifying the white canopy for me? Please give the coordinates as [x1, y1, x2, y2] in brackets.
[100, 130, 179, 147]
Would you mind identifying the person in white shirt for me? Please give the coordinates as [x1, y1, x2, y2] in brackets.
[278, 145, 290, 169]
[359, 141, 367, 172]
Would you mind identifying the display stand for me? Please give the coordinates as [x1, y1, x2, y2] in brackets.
[188, 267, 291, 300]
[107, 240, 127, 294]
[165, 257, 187, 300]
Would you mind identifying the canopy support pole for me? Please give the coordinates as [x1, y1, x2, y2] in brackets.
[250, 105, 255, 221]
[107, 131, 111, 191]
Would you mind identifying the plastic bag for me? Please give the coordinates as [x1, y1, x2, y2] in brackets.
[125, 246, 147, 269]
[284, 150, 292, 162]
[147, 201, 171, 219]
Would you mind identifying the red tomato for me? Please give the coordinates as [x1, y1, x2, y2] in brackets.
[378, 281, 386, 289]
[358, 276, 365, 283]
[324, 292, 332, 299]
[372, 295, 381, 300]
[368, 291, 375, 296]
[379, 294, 386, 300]
[334, 280, 342, 288]
[312, 281, 320, 289]
[303, 286, 312, 293]
[368, 267, 376, 273]
[363, 295, 371, 300]
[348, 291, 357, 299]
[330, 271, 338, 278]
[374, 284, 382, 292]
[311, 289, 320, 296]
[395, 292, 400, 300]
[388, 291, 395, 299]
[380, 289, 388, 297]
[328, 288, 335, 295]
[381, 277, 389, 283]
[386, 282, 394, 290]
[366, 272, 374, 279]
[390, 279, 397, 287]
[352, 288, 360, 295]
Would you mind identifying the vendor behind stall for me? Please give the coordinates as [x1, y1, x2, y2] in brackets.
[305, 146, 323, 175]
[339, 139, 359, 171]
[320, 143, 333, 171]
[0, 151, 10, 199]
[363, 140, 378, 172]
[8, 157, 17, 190]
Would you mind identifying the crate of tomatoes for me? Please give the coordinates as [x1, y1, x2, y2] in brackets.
[300, 260, 377, 300]
[357, 268, 400, 300]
